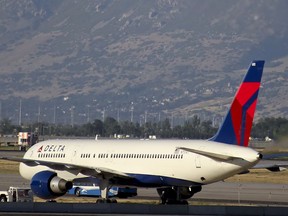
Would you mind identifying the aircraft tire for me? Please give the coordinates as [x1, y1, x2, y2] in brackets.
[111, 198, 117, 203]
[0, 195, 7, 202]
[75, 187, 81, 197]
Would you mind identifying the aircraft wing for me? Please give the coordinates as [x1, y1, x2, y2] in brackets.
[250, 152, 288, 172]
[261, 152, 288, 160]
[176, 147, 244, 161]
[0, 156, 29, 163]
[0, 156, 131, 179]
[251, 159, 288, 172]
[236, 160, 288, 174]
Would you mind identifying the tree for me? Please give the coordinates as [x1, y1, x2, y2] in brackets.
[172, 125, 183, 138]
[120, 121, 137, 137]
[200, 120, 216, 139]
[92, 119, 104, 136]
[159, 118, 172, 138]
[252, 117, 288, 140]
[0, 118, 18, 135]
[104, 117, 120, 137]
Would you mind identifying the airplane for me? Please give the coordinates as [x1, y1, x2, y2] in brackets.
[1, 60, 274, 204]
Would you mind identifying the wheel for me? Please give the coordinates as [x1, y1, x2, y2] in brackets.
[75, 187, 81, 197]
[111, 199, 117, 203]
[117, 194, 128, 199]
[96, 198, 116, 203]
[180, 200, 188, 205]
[46, 200, 57, 202]
[0, 195, 7, 202]
[166, 199, 188, 205]
[96, 199, 105, 203]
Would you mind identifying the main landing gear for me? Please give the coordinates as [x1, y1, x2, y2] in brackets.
[96, 180, 117, 204]
[157, 186, 201, 205]
[96, 198, 117, 203]
[158, 187, 188, 205]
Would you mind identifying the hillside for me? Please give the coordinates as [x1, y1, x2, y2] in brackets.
[0, 0, 288, 124]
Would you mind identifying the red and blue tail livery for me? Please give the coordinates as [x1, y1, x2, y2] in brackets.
[210, 60, 265, 147]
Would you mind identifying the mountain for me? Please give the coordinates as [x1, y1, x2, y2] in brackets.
[0, 0, 288, 125]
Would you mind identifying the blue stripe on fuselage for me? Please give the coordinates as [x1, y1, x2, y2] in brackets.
[110, 173, 201, 187]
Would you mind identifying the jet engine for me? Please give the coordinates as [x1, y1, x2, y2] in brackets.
[30, 170, 73, 199]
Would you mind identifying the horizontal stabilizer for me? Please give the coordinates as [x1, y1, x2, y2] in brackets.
[176, 147, 244, 161]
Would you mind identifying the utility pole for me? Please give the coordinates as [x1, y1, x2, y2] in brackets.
[38, 105, 41, 123]
[87, 105, 90, 123]
[130, 107, 134, 123]
[0, 101, 2, 122]
[102, 108, 105, 122]
[19, 99, 22, 126]
[53, 103, 56, 124]
[171, 113, 174, 129]
[70, 106, 75, 127]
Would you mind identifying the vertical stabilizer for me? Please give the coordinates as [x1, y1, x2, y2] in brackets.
[209, 60, 265, 146]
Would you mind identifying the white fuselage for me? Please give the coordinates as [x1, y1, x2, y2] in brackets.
[19, 139, 260, 187]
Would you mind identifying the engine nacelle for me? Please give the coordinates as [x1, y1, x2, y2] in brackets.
[30, 170, 73, 199]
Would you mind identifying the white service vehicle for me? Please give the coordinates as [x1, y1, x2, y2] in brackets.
[18, 132, 38, 151]
[0, 186, 33, 202]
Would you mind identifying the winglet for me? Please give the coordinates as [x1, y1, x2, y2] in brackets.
[209, 60, 265, 147]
